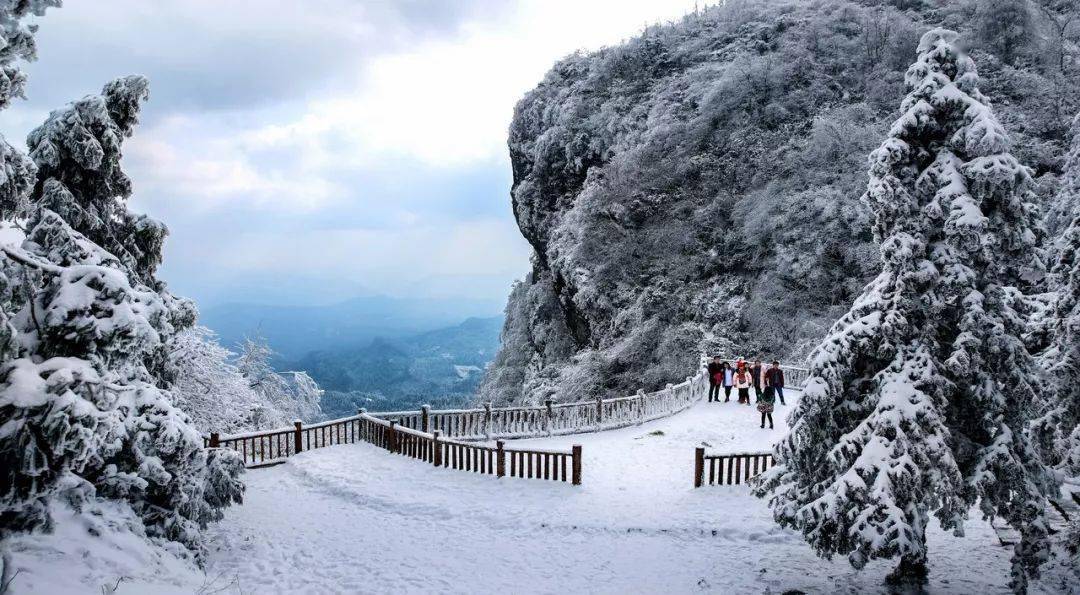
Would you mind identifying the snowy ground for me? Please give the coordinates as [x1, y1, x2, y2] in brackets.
[195, 392, 1026, 595]
[8, 391, 1072, 593]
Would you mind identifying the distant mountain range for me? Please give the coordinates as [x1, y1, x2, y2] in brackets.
[199, 295, 504, 359]
[294, 316, 504, 418]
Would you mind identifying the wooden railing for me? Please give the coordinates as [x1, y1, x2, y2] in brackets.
[205, 355, 806, 474]
[360, 414, 581, 484]
[693, 448, 775, 487]
[206, 412, 582, 484]
[205, 417, 365, 468]
[370, 361, 712, 441]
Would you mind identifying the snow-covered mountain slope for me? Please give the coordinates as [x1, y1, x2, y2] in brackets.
[480, 0, 1080, 406]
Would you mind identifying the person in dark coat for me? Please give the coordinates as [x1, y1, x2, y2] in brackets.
[764, 360, 785, 405]
[750, 359, 763, 401]
[706, 356, 724, 402]
[757, 385, 775, 428]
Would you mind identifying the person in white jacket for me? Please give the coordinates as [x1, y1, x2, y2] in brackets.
[720, 362, 735, 402]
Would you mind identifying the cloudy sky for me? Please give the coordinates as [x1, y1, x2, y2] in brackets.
[5, 0, 698, 308]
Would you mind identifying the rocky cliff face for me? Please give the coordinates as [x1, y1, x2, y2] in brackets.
[480, 0, 1080, 405]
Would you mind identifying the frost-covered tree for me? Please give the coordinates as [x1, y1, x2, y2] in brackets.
[171, 327, 296, 433]
[1032, 114, 1080, 467]
[0, 211, 243, 555]
[755, 29, 1055, 591]
[1047, 216, 1080, 472]
[21, 75, 198, 388]
[26, 75, 169, 289]
[1043, 214, 1080, 556]
[0, 0, 59, 218]
[236, 336, 322, 422]
[975, 0, 1034, 66]
[0, 75, 243, 560]
[1047, 114, 1080, 238]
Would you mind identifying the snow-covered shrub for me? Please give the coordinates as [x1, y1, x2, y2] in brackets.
[754, 29, 1055, 591]
[0, 74, 243, 561]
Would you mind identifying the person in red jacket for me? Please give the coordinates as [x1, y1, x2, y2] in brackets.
[764, 360, 786, 405]
[734, 366, 753, 405]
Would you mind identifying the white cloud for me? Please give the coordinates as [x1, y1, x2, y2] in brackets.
[223, 0, 701, 171]
[10, 0, 703, 304]
[121, 0, 700, 215]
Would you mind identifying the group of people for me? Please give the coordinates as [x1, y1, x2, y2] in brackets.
[705, 356, 786, 429]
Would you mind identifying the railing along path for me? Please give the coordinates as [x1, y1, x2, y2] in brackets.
[206, 412, 581, 484]
[693, 448, 774, 487]
[205, 355, 809, 487]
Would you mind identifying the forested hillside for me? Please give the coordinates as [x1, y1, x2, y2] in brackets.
[480, 0, 1080, 405]
[307, 317, 502, 417]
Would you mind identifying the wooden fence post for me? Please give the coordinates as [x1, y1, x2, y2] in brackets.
[484, 402, 493, 440]
[595, 397, 603, 427]
[496, 440, 506, 477]
[421, 405, 430, 433]
[694, 447, 704, 488]
[209, 432, 220, 448]
[545, 399, 554, 436]
[571, 444, 582, 485]
[432, 431, 442, 467]
[294, 421, 303, 454]
[388, 421, 398, 453]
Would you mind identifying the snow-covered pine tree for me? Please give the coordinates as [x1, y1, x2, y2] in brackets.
[1045, 213, 1080, 554]
[0, 0, 60, 218]
[1043, 115, 1080, 478]
[1030, 113, 1080, 471]
[1049, 216, 1080, 469]
[26, 75, 169, 290]
[0, 76, 243, 560]
[1045, 113, 1080, 238]
[754, 28, 1055, 591]
[21, 74, 200, 389]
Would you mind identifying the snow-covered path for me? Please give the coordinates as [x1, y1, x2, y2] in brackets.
[200, 393, 1021, 594]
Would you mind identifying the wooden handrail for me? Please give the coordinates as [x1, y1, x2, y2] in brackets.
[693, 448, 774, 487]
[204, 354, 804, 475]
[357, 411, 581, 484]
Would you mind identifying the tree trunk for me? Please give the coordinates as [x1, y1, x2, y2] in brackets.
[885, 553, 929, 588]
